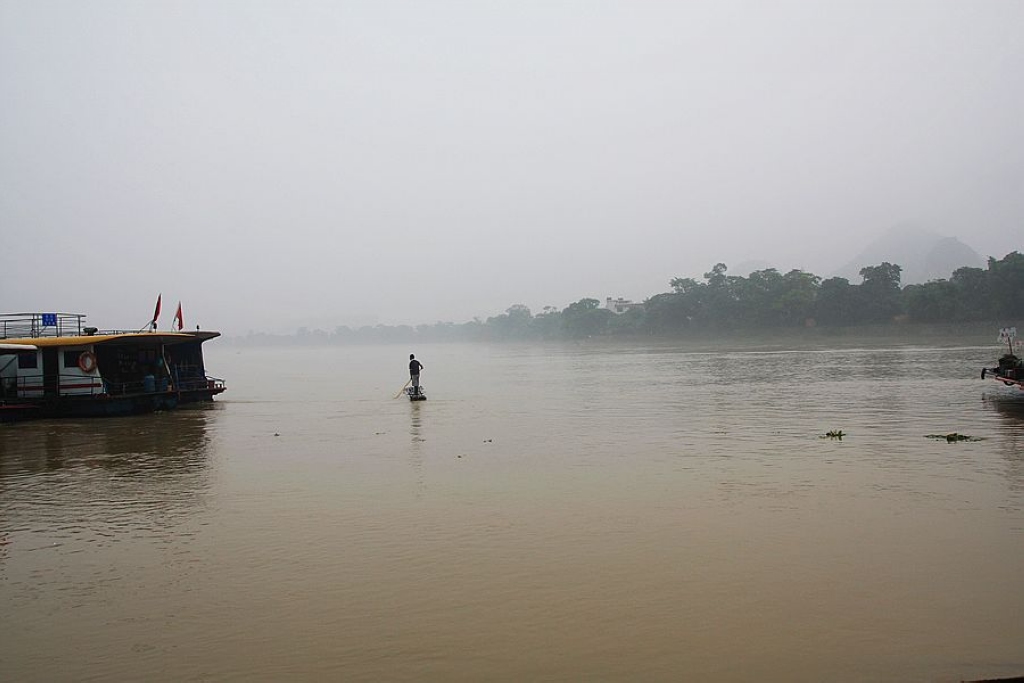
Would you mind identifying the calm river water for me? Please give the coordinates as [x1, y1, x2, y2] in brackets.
[2, 339, 1023, 682]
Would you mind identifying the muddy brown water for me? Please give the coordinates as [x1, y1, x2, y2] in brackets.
[2, 340, 1022, 682]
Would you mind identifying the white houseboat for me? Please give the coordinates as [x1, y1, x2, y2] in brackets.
[1, 312, 225, 421]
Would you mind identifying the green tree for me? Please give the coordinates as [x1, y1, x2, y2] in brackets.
[607, 306, 646, 335]
[532, 306, 563, 339]
[736, 268, 784, 325]
[563, 298, 611, 338]
[776, 269, 821, 326]
[485, 304, 534, 340]
[701, 263, 743, 330]
[815, 277, 856, 325]
[670, 276, 703, 295]
[904, 280, 958, 321]
[646, 276, 705, 332]
[858, 262, 903, 323]
[948, 266, 990, 319]
[987, 251, 1024, 318]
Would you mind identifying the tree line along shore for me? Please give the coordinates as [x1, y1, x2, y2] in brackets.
[231, 251, 1023, 345]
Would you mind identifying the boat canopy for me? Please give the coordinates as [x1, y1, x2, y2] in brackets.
[0, 332, 219, 348]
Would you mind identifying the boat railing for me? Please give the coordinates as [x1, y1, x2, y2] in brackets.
[14, 373, 105, 397]
[173, 375, 225, 392]
[97, 328, 165, 335]
[106, 378, 162, 396]
[0, 313, 87, 339]
[171, 362, 225, 392]
[12, 374, 182, 398]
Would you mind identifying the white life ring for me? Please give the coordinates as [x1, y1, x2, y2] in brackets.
[78, 351, 97, 373]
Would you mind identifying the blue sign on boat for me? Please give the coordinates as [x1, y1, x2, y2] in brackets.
[42, 313, 57, 327]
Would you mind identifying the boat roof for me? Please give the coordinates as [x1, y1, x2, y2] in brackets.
[0, 331, 220, 348]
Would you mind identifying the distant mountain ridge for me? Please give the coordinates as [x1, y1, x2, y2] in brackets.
[831, 225, 985, 285]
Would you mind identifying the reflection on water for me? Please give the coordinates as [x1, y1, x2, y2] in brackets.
[2, 343, 1023, 683]
[408, 402, 426, 495]
[409, 401, 424, 444]
[984, 394, 1024, 494]
[0, 407, 216, 551]
[0, 407, 218, 683]
[987, 394, 1024, 425]
[0, 406, 215, 475]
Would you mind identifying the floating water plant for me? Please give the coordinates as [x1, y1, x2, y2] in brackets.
[925, 433, 983, 443]
[823, 430, 845, 440]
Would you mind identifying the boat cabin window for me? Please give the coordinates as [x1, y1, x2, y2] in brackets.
[18, 352, 38, 369]
[64, 351, 81, 368]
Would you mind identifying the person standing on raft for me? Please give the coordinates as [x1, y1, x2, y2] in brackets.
[409, 354, 424, 395]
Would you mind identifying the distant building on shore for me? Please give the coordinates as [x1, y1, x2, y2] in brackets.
[605, 297, 644, 314]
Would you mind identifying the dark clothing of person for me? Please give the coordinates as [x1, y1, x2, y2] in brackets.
[409, 358, 423, 394]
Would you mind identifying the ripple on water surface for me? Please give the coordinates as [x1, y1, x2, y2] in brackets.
[1, 342, 1023, 682]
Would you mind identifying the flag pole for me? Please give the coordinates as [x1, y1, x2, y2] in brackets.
[151, 293, 162, 331]
[138, 293, 162, 332]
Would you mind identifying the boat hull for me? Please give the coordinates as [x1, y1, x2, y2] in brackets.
[3, 392, 177, 421]
[986, 374, 1024, 391]
[1, 386, 225, 423]
[0, 403, 41, 423]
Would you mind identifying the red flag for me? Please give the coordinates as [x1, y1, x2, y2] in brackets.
[152, 294, 162, 326]
[173, 302, 183, 331]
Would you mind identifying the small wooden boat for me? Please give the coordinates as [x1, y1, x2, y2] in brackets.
[982, 326, 1023, 391]
[406, 386, 427, 401]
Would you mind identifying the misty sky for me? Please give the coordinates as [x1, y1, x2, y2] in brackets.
[2, 1, 1022, 334]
